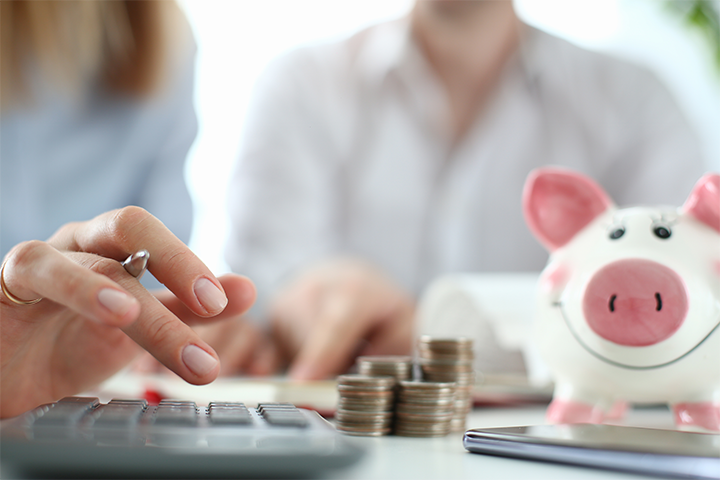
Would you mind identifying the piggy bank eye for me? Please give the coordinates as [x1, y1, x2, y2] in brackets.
[653, 225, 672, 239]
[608, 227, 625, 240]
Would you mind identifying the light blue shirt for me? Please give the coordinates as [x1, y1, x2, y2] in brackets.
[1, 50, 198, 262]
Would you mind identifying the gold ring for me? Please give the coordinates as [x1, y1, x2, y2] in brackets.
[0, 260, 42, 306]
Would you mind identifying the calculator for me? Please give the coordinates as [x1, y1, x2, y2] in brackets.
[0, 396, 364, 479]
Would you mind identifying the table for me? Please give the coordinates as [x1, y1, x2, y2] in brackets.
[91, 372, 692, 480]
[331, 405, 679, 480]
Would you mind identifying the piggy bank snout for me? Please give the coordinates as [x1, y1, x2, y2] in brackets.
[582, 259, 688, 346]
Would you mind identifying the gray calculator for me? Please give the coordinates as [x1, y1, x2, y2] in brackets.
[0, 396, 364, 479]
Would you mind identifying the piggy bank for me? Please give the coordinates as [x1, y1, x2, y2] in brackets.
[522, 167, 720, 431]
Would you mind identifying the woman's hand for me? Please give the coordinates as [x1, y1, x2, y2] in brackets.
[269, 258, 415, 380]
[0, 207, 256, 418]
[133, 317, 282, 378]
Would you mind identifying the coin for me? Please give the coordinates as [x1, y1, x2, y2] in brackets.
[417, 337, 475, 431]
[393, 380, 457, 437]
[337, 384, 395, 393]
[357, 356, 413, 381]
[398, 380, 457, 390]
[395, 403, 454, 415]
[337, 397, 395, 410]
[335, 374, 398, 436]
[336, 424, 393, 436]
[337, 374, 396, 388]
[337, 391, 395, 401]
[336, 410, 393, 420]
[336, 339, 474, 437]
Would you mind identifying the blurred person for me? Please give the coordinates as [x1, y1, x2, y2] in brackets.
[1, 0, 193, 259]
[226, 0, 707, 380]
[0, 1, 267, 417]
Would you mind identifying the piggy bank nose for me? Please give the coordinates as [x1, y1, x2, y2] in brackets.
[582, 259, 688, 346]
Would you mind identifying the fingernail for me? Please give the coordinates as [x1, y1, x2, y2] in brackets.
[182, 344, 218, 376]
[98, 288, 137, 316]
[193, 277, 228, 314]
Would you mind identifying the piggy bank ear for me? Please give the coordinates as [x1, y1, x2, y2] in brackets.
[683, 173, 720, 233]
[523, 168, 613, 251]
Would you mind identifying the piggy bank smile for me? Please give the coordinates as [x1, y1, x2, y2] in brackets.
[549, 208, 720, 370]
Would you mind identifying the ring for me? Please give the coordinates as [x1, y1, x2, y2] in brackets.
[0, 260, 43, 306]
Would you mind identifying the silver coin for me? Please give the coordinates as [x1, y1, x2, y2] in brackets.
[337, 390, 396, 399]
[449, 418, 468, 431]
[395, 409, 454, 419]
[395, 404, 454, 415]
[358, 364, 411, 372]
[397, 395, 456, 405]
[399, 380, 457, 390]
[357, 355, 412, 365]
[418, 336, 473, 346]
[336, 425, 392, 436]
[394, 430, 451, 438]
[336, 410, 394, 421]
[418, 349, 473, 357]
[398, 386, 457, 395]
[337, 396, 395, 405]
[358, 367, 412, 381]
[419, 358, 474, 367]
[394, 426, 452, 436]
[337, 374, 397, 387]
[336, 419, 393, 429]
[337, 384, 395, 394]
[394, 422, 452, 432]
[337, 403, 395, 411]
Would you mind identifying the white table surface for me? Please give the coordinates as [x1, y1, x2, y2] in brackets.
[91, 373, 695, 480]
[329, 405, 680, 480]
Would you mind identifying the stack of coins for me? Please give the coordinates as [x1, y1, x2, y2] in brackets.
[394, 381, 457, 437]
[356, 355, 413, 382]
[418, 336, 475, 431]
[335, 375, 396, 436]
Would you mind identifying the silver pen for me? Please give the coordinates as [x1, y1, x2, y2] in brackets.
[121, 250, 149, 279]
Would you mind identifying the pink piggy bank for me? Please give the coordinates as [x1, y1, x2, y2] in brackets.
[523, 167, 720, 431]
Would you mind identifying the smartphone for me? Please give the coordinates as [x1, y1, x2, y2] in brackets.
[464, 424, 720, 479]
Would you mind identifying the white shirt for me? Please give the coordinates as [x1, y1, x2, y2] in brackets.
[226, 20, 706, 315]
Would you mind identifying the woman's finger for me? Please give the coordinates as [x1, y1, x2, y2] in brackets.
[2, 241, 140, 327]
[114, 273, 221, 385]
[153, 274, 256, 326]
[48, 206, 229, 318]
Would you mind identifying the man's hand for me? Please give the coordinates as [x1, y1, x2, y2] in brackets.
[269, 258, 415, 380]
[0, 207, 256, 418]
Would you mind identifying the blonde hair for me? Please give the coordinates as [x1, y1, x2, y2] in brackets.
[1, 1, 182, 104]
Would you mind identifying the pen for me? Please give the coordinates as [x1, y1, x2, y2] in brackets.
[121, 250, 149, 279]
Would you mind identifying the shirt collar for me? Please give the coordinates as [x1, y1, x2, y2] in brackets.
[356, 17, 416, 86]
[357, 17, 547, 89]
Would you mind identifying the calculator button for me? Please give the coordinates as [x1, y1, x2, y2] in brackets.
[262, 410, 308, 427]
[109, 399, 148, 407]
[208, 407, 252, 425]
[257, 402, 295, 410]
[33, 397, 99, 426]
[93, 404, 145, 427]
[153, 405, 197, 425]
[159, 400, 197, 407]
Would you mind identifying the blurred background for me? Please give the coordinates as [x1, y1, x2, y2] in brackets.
[179, 0, 720, 273]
